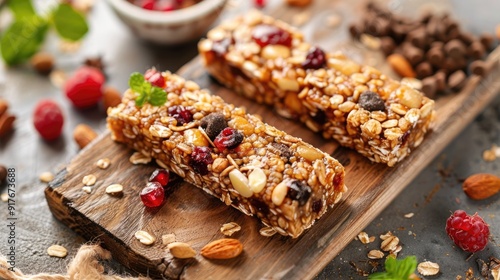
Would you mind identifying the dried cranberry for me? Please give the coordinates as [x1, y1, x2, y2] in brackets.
[312, 199, 322, 213]
[64, 66, 105, 108]
[168, 105, 193, 126]
[33, 100, 64, 141]
[200, 113, 227, 140]
[252, 24, 292, 48]
[302, 47, 327, 69]
[358, 91, 386, 112]
[140, 182, 165, 208]
[144, 68, 165, 88]
[214, 127, 244, 151]
[189, 146, 213, 175]
[212, 38, 232, 57]
[139, 0, 155, 10]
[149, 168, 170, 187]
[286, 180, 311, 206]
[254, 0, 265, 7]
[333, 173, 343, 188]
[250, 199, 269, 215]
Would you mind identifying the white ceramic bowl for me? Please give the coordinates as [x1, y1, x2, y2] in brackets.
[107, 0, 227, 45]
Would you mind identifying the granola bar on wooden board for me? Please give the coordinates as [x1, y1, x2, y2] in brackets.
[198, 10, 436, 167]
[107, 71, 346, 238]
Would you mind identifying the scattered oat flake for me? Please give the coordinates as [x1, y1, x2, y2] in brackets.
[292, 11, 311, 27]
[162, 233, 176, 245]
[105, 184, 123, 195]
[380, 231, 393, 240]
[129, 152, 152, 165]
[483, 145, 500, 161]
[418, 261, 440, 276]
[59, 40, 81, 53]
[220, 222, 241, 236]
[82, 174, 96, 186]
[1, 193, 8, 202]
[326, 14, 341, 28]
[47, 245, 68, 258]
[357, 231, 371, 244]
[135, 230, 155, 245]
[360, 33, 381, 50]
[404, 213, 414, 218]
[381, 235, 399, 252]
[39, 172, 54, 183]
[96, 158, 111, 169]
[367, 249, 384, 259]
[82, 186, 92, 194]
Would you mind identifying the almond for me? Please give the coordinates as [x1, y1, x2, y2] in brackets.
[102, 86, 122, 111]
[286, 0, 312, 6]
[31, 52, 54, 75]
[200, 238, 243, 260]
[387, 53, 416, 78]
[0, 114, 16, 137]
[73, 124, 98, 149]
[463, 173, 500, 200]
[0, 99, 8, 116]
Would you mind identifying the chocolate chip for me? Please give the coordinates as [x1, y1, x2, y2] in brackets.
[426, 47, 444, 67]
[402, 44, 424, 66]
[458, 31, 475, 45]
[416, 62, 433, 79]
[358, 91, 385, 112]
[200, 113, 227, 140]
[448, 70, 467, 91]
[444, 39, 466, 59]
[470, 60, 490, 77]
[407, 27, 428, 49]
[349, 24, 364, 38]
[380, 36, 396, 56]
[479, 33, 494, 51]
[270, 142, 292, 159]
[421, 77, 437, 99]
[433, 71, 447, 91]
[468, 41, 486, 59]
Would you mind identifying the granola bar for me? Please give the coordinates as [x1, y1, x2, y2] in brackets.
[107, 71, 346, 238]
[198, 11, 436, 167]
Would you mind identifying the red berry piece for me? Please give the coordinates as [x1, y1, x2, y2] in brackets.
[214, 127, 244, 151]
[212, 38, 232, 57]
[144, 68, 165, 88]
[140, 182, 165, 208]
[445, 210, 490, 253]
[149, 168, 170, 187]
[189, 146, 213, 175]
[302, 47, 327, 70]
[139, 0, 155, 10]
[168, 105, 193, 126]
[254, 0, 265, 8]
[252, 24, 292, 48]
[64, 66, 105, 108]
[33, 99, 64, 141]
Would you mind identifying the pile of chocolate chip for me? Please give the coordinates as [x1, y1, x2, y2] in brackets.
[349, 2, 497, 98]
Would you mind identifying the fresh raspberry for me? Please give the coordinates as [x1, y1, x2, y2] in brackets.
[64, 66, 105, 108]
[33, 99, 64, 141]
[445, 210, 490, 253]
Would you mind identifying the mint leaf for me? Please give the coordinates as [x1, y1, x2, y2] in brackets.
[149, 86, 167, 106]
[8, 0, 36, 20]
[51, 4, 88, 41]
[129, 72, 145, 93]
[135, 92, 147, 107]
[0, 16, 49, 65]
[368, 256, 417, 280]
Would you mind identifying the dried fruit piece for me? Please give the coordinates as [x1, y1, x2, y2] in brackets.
[140, 182, 165, 208]
[73, 124, 98, 149]
[134, 230, 156, 245]
[445, 210, 490, 253]
[201, 238, 243, 259]
[65, 66, 105, 108]
[462, 173, 500, 200]
[168, 105, 193, 126]
[47, 245, 68, 258]
[417, 261, 440, 276]
[252, 24, 292, 48]
[168, 242, 196, 258]
[359, 91, 385, 112]
[214, 127, 244, 151]
[189, 146, 213, 175]
[33, 100, 64, 141]
[302, 47, 327, 70]
[286, 180, 311, 206]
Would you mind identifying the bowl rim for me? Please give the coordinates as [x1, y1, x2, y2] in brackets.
[106, 0, 227, 23]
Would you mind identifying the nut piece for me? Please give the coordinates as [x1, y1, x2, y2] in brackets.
[297, 145, 324, 161]
[220, 222, 241, 236]
[105, 184, 123, 196]
[286, 0, 312, 6]
[229, 169, 253, 198]
[31, 52, 54, 75]
[129, 152, 152, 165]
[162, 233, 176, 245]
[96, 158, 111, 169]
[272, 181, 288, 206]
[417, 261, 440, 276]
[82, 174, 97, 186]
[73, 124, 98, 149]
[462, 173, 500, 200]
[248, 167, 267, 193]
[0, 99, 8, 116]
[102, 86, 122, 110]
[367, 250, 384, 259]
[82, 186, 92, 194]
[47, 245, 68, 258]
[39, 172, 54, 183]
[134, 230, 156, 245]
[387, 53, 416, 78]
[167, 242, 197, 259]
[0, 114, 16, 137]
[201, 238, 243, 259]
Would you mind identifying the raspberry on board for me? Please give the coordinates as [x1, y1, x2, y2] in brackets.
[445, 210, 490, 253]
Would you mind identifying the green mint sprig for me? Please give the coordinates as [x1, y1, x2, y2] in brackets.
[368, 256, 417, 280]
[129, 72, 167, 107]
[0, 0, 89, 65]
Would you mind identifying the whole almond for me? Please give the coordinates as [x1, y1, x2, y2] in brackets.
[463, 173, 500, 200]
[167, 242, 196, 259]
[102, 86, 122, 111]
[0, 114, 16, 137]
[286, 0, 312, 6]
[0, 99, 8, 116]
[31, 52, 54, 75]
[387, 53, 416, 78]
[201, 238, 243, 260]
[73, 124, 98, 149]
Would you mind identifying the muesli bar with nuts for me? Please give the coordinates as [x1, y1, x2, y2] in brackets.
[198, 11, 436, 167]
[107, 71, 346, 238]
